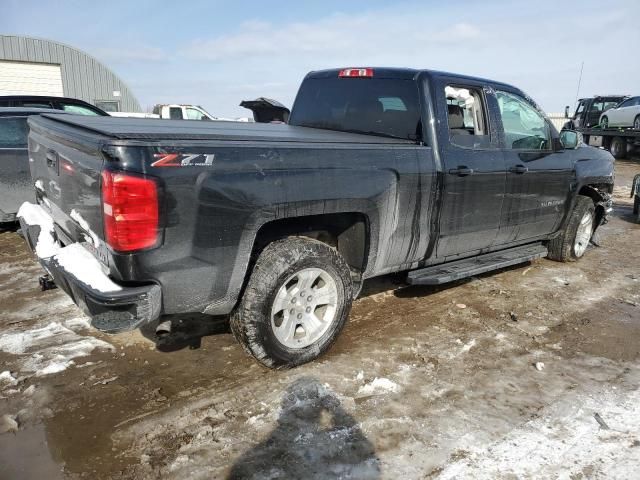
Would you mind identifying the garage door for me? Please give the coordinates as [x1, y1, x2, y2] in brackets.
[0, 61, 63, 96]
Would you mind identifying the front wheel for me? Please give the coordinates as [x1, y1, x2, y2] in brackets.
[600, 116, 609, 129]
[547, 196, 596, 262]
[634, 115, 640, 130]
[230, 237, 353, 369]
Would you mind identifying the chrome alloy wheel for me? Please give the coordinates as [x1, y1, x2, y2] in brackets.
[574, 211, 594, 257]
[270, 267, 338, 349]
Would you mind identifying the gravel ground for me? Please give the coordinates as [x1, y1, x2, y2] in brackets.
[0, 159, 639, 480]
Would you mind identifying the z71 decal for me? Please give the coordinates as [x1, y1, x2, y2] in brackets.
[151, 153, 216, 167]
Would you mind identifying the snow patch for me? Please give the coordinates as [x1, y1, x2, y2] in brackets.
[0, 371, 18, 387]
[70, 209, 101, 247]
[0, 322, 113, 377]
[54, 244, 121, 292]
[17, 202, 58, 258]
[357, 377, 400, 396]
[18, 203, 120, 293]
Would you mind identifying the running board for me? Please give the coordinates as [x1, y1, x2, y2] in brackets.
[407, 244, 548, 285]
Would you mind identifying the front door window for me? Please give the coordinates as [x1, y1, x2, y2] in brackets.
[496, 91, 551, 150]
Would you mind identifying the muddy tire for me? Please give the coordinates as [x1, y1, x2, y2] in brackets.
[634, 196, 640, 220]
[609, 137, 627, 159]
[230, 237, 353, 369]
[547, 196, 596, 262]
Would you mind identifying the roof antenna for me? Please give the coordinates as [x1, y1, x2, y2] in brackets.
[574, 61, 584, 105]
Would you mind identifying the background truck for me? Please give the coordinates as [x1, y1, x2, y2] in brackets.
[152, 103, 218, 121]
[562, 94, 640, 159]
[563, 95, 627, 131]
[19, 67, 614, 369]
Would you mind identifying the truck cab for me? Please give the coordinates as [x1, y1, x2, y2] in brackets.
[152, 104, 217, 121]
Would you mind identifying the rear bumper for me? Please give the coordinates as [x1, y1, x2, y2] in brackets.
[19, 212, 161, 333]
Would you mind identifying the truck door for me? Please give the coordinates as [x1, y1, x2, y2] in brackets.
[434, 79, 506, 257]
[491, 89, 573, 244]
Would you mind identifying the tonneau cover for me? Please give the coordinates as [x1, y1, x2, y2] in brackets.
[36, 114, 414, 144]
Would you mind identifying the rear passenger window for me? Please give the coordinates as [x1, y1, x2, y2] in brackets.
[0, 117, 29, 148]
[169, 107, 183, 120]
[445, 85, 490, 149]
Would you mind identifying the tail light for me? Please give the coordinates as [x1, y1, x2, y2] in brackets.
[338, 68, 374, 78]
[101, 170, 159, 252]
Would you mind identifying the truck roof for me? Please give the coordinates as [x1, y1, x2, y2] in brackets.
[31, 114, 414, 144]
[305, 67, 517, 91]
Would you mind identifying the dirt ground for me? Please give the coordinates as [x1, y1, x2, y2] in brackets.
[1, 159, 639, 480]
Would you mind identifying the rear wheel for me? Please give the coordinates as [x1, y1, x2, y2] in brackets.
[609, 136, 627, 159]
[547, 196, 596, 262]
[230, 237, 353, 369]
[634, 115, 640, 130]
[600, 116, 609, 129]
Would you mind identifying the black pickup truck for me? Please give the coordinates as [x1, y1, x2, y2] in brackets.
[19, 67, 614, 368]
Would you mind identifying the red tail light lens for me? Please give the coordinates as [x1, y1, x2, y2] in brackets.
[101, 171, 159, 252]
[338, 68, 374, 78]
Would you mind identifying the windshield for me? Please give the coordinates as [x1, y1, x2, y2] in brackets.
[289, 78, 421, 141]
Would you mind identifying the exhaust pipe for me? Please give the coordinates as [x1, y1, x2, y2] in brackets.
[155, 320, 172, 336]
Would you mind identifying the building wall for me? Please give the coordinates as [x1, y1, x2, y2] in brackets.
[0, 35, 141, 112]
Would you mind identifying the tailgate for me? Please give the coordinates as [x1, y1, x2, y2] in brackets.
[27, 114, 108, 262]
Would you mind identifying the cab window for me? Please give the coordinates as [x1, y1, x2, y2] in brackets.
[0, 117, 29, 148]
[496, 91, 551, 151]
[444, 85, 490, 149]
[62, 104, 101, 115]
[169, 107, 183, 120]
[186, 107, 204, 120]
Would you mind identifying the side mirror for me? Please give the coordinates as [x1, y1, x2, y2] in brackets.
[564, 105, 570, 118]
[560, 130, 579, 149]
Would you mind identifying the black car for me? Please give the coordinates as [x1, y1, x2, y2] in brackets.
[0, 95, 107, 116]
[0, 107, 68, 223]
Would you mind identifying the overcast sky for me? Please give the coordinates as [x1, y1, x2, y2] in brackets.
[3, 0, 639, 117]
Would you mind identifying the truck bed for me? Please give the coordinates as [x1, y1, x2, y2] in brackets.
[36, 114, 416, 144]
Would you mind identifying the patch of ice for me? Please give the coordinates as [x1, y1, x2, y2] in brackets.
[54, 244, 121, 292]
[0, 371, 18, 387]
[34, 179, 44, 192]
[63, 317, 91, 331]
[0, 323, 70, 354]
[0, 322, 113, 377]
[357, 377, 400, 396]
[460, 339, 476, 353]
[70, 209, 101, 247]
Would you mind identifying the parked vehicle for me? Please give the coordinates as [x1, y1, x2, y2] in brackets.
[599, 96, 640, 129]
[0, 95, 108, 116]
[0, 108, 68, 223]
[19, 67, 614, 368]
[563, 95, 627, 131]
[109, 112, 160, 119]
[240, 97, 290, 123]
[152, 104, 217, 121]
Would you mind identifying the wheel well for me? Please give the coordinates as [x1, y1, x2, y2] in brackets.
[578, 184, 611, 226]
[251, 213, 370, 273]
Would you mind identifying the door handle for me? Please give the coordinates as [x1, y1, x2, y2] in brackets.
[46, 150, 58, 170]
[448, 166, 474, 176]
[509, 165, 528, 174]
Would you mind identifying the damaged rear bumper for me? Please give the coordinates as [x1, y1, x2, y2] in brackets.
[19, 206, 161, 333]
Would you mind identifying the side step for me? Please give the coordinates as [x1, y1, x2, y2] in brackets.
[407, 244, 548, 285]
